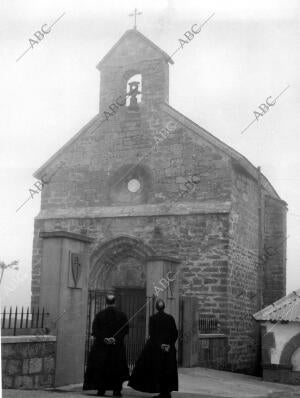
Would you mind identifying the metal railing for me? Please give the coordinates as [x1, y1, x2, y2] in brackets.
[1, 306, 49, 336]
[198, 315, 219, 334]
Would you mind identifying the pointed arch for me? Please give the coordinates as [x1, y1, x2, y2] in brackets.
[89, 235, 155, 289]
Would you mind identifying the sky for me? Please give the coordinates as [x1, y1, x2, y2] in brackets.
[0, 0, 299, 309]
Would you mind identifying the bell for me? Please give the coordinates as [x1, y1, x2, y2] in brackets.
[128, 82, 141, 110]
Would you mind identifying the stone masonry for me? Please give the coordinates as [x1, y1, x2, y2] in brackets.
[2, 336, 56, 389]
[31, 29, 287, 374]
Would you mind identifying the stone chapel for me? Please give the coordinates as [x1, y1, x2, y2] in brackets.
[31, 28, 287, 385]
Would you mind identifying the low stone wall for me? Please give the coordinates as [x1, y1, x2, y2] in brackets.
[1, 335, 56, 389]
[263, 364, 300, 385]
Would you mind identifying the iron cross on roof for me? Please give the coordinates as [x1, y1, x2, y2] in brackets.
[129, 8, 142, 30]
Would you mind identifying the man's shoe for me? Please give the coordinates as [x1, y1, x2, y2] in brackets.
[113, 391, 122, 397]
[97, 390, 105, 396]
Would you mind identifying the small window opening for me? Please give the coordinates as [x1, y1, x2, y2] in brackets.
[127, 179, 141, 193]
[126, 74, 142, 109]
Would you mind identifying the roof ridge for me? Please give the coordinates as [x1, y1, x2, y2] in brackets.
[33, 114, 100, 178]
[96, 29, 174, 70]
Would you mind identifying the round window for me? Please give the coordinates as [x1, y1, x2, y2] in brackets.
[127, 179, 141, 193]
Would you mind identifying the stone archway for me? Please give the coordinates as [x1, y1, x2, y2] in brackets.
[280, 332, 300, 368]
[85, 236, 181, 372]
[89, 235, 155, 290]
[86, 235, 156, 371]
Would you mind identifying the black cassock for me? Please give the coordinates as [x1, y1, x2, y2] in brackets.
[83, 306, 129, 391]
[128, 311, 178, 394]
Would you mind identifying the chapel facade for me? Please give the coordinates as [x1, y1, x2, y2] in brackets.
[31, 29, 287, 376]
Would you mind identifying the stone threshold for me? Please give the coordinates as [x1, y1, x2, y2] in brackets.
[47, 383, 225, 397]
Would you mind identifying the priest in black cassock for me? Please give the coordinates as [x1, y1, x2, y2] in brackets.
[83, 294, 129, 397]
[128, 299, 178, 398]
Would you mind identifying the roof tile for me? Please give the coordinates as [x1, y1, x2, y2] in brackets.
[254, 289, 300, 322]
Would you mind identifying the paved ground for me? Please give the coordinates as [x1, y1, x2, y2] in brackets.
[3, 368, 300, 398]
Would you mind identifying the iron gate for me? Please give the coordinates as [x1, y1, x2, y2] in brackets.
[85, 289, 155, 372]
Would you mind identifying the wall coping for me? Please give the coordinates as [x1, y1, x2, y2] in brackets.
[35, 201, 232, 220]
[1, 335, 56, 344]
[39, 231, 94, 243]
[198, 333, 227, 339]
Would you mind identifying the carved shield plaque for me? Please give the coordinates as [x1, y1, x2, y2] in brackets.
[167, 271, 176, 299]
[68, 252, 82, 288]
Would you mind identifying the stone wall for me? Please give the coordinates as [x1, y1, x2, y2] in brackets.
[2, 335, 56, 389]
[263, 195, 287, 307]
[227, 166, 261, 373]
[32, 210, 229, 308]
[31, 116, 232, 307]
[226, 165, 287, 374]
[36, 115, 232, 211]
[99, 51, 169, 113]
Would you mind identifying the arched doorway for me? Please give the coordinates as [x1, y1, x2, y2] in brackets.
[280, 331, 300, 370]
[86, 236, 155, 371]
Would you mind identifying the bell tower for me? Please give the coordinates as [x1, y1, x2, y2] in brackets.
[96, 29, 174, 114]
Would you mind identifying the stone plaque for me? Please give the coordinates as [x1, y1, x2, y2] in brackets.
[68, 252, 83, 289]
